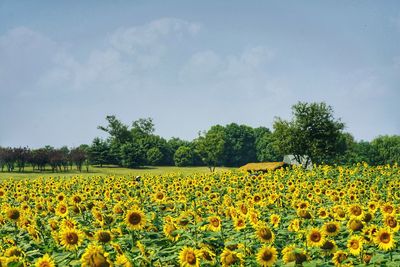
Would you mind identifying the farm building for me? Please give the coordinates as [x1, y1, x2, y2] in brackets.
[283, 155, 313, 170]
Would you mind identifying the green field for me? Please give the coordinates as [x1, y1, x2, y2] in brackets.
[0, 165, 233, 180]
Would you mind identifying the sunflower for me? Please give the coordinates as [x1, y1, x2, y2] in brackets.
[374, 228, 395, 251]
[270, 214, 280, 228]
[348, 204, 364, 220]
[35, 254, 55, 267]
[383, 215, 399, 232]
[6, 207, 21, 221]
[347, 218, 364, 232]
[256, 246, 277, 267]
[332, 250, 348, 267]
[256, 224, 275, 243]
[163, 222, 180, 241]
[115, 254, 133, 267]
[125, 208, 146, 230]
[81, 243, 112, 267]
[95, 230, 112, 244]
[307, 228, 325, 247]
[59, 227, 84, 251]
[220, 248, 243, 267]
[323, 222, 340, 236]
[288, 219, 301, 232]
[317, 207, 329, 219]
[282, 245, 307, 264]
[179, 247, 201, 267]
[321, 240, 337, 255]
[347, 235, 363, 255]
[55, 202, 69, 217]
[233, 216, 246, 231]
[381, 202, 395, 216]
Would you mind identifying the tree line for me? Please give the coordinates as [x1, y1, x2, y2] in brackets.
[1, 102, 399, 172]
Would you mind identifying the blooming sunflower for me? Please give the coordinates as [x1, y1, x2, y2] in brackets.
[233, 216, 246, 231]
[95, 230, 112, 244]
[35, 254, 55, 267]
[59, 227, 84, 251]
[179, 247, 201, 267]
[348, 204, 364, 220]
[307, 228, 325, 247]
[125, 208, 146, 230]
[256, 246, 277, 267]
[374, 228, 395, 251]
[81, 243, 112, 267]
[270, 214, 280, 228]
[256, 224, 275, 243]
[208, 215, 221, 232]
[322, 222, 339, 237]
[282, 244, 307, 265]
[6, 207, 21, 221]
[55, 202, 69, 217]
[383, 215, 399, 232]
[347, 235, 363, 255]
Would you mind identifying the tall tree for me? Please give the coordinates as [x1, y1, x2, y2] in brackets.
[273, 102, 345, 167]
[195, 125, 225, 172]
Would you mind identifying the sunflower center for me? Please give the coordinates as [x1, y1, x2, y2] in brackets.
[386, 217, 397, 228]
[39, 262, 52, 267]
[326, 224, 337, 233]
[261, 250, 273, 261]
[185, 251, 197, 264]
[321, 241, 334, 250]
[7, 209, 20, 220]
[90, 253, 110, 267]
[380, 232, 391, 243]
[66, 232, 79, 244]
[310, 232, 321, 242]
[351, 206, 362, 216]
[350, 241, 359, 249]
[98, 232, 111, 243]
[210, 218, 220, 227]
[128, 212, 141, 225]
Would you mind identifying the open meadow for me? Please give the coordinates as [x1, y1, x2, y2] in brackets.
[0, 164, 399, 266]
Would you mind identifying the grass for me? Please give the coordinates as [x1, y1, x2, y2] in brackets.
[0, 165, 233, 180]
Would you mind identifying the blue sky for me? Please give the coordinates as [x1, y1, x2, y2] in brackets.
[1, 1, 399, 147]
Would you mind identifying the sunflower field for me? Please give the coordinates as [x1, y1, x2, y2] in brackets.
[0, 164, 399, 266]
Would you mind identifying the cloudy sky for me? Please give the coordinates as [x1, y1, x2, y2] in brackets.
[1, 1, 399, 147]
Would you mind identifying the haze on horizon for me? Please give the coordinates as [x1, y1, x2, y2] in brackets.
[1, 0, 399, 148]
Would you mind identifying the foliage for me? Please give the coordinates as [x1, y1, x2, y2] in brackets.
[174, 146, 195, 167]
[195, 125, 225, 172]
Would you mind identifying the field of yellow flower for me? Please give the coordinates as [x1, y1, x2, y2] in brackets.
[0, 164, 399, 266]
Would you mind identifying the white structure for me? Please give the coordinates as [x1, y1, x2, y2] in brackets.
[283, 155, 313, 170]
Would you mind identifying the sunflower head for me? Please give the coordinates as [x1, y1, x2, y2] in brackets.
[307, 228, 325, 247]
[179, 247, 200, 267]
[35, 254, 55, 267]
[374, 228, 395, 251]
[125, 208, 146, 230]
[256, 246, 278, 267]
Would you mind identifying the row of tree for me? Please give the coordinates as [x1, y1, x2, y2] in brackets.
[1, 102, 399, 172]
[0, 146, 88, 172]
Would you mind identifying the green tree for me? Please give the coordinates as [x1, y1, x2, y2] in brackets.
[174, 146, 194, 167]
[371, 135, 400, 165]
[89, 138, 110, 167]
[195, 125, 225, 172]
[273, 102, 345, 167]
[146, 147, 163, 166]
[120, 142, 145, 168]
[222, 123, 257, 166]
[255, 132, 282, 162]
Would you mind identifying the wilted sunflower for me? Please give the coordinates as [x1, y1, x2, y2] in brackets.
[179, 247, 201, 267]
[347, 235, 363, 255]
[220, 248, 243, 267]
[81, 243, 112, 267]
[125, 208, 146, 230]
[374, 228, 395, 251]
[332, 250, 348, 267]
[307, 228, 325, 247]
[59, 227, 84, 251]
[282, 245, 307, 265]
[256, 246, 277, 267]
[35, 254, 55, 267]
[163, 222, 180, 241]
